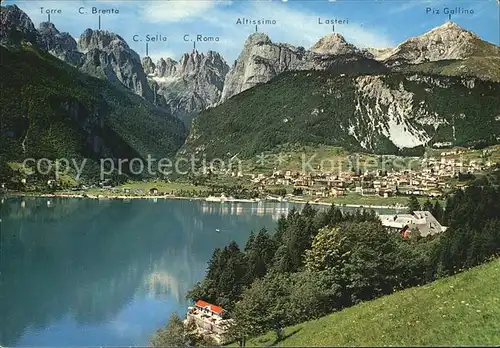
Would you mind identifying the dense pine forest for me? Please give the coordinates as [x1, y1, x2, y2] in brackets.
[151, 172, 500, 346]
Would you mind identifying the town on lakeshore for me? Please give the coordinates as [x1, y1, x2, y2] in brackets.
[4, 145, 498, 208]
[2, 0, 500, 345]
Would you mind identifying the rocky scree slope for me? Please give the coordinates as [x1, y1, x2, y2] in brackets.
[141, 51, 230, 123]
[181, 70, 500, 159]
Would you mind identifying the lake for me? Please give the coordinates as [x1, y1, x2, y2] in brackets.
[0, 197, 400, 346]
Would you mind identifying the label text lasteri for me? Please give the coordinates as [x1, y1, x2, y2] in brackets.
[317, 18, 349, 25]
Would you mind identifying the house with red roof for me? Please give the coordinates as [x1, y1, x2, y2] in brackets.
[185, 300, 231, 343]
[194, 300, 226, 318]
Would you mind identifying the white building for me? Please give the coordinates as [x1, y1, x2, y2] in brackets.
[379, 211, 447, 237]
[186, 300, 232, 344]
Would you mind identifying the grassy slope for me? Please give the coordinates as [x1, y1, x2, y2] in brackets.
[248, 258, 500, 346]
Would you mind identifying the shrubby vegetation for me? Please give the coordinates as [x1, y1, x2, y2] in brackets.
[247, 258, 500, 346]
[398, 56, 500, 82]
[150, 313, 216, 347]
[150, 177, 500, 346]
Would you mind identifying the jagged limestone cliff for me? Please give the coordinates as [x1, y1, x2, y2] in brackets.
[78, 28, 155, 102]
[0, 5, 187, 177]
[182, 71, 500, 158]
[142, 51, 229, 121]
[220, 33, 377, 102]
[38, 22, 82, 65]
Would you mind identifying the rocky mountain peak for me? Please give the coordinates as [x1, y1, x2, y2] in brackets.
[0, 4, 39, 44]
[245, 32, 272, 47]
[220, 31, 375, 102]
[362, 47, 394, 61]
[174, 50, 228, 77]
[431, 21, 467, 33]
[144, 50, 229, 121]
[38, 21, 58, 35]
[206, 50, 221, 59]
[78, 28, 153, 101]
[155, 57, 178, 78]
[220, 32, 297, 102]
[383, 21, 495, 64]
[142, 56, 155, 75]
[178, 50, 203, 74]
[418, 21, 478, 42]
[78, 29, 138, 60]
[37, 21, 79, 64]
[310, 33, 359, 55]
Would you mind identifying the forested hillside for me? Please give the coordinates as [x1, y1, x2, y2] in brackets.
[181, 70, 500, 159]
[248, 257, 500, 346]
[0, 44, 187, 184]
[150, 174, 500, 346]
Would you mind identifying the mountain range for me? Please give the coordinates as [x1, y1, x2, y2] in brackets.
[0, 5, 187, 183]
[1, 3, 500, 179]
[180, 71, 500, 160]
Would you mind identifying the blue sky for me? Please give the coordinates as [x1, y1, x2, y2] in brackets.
[6, 0, 500, 63]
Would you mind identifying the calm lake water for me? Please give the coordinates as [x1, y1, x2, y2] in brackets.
[0, 197, 399, 347]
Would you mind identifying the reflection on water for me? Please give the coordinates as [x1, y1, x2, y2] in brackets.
[200, 201, 296, 221]
[0, 197, 398, 346]
[0, 198, 281, 346]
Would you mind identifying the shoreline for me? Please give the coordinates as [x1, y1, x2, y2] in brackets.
[5, 191, 197, 201]
[4, 192, 404, 210]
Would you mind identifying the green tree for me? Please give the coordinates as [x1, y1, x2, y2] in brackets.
[150, 313, 186, 347]
[187, 242, 248, 310]
[243, 228, 277, 284]
[407, 195, 421, 213]
[273, 214, 288, 244]
[324, 204, 344, 226]
[288, 270, 341, 322]
[432, 200, 444, 224]
[230, 273, 293, 344]
[187, 248, 223, 303]
[284, 216, 315, 271]
[253, 228, 278, 266]
[436, 185, 500, 275]
[423, 199, 434, 212]
[305, 221, 401, 305]
[304, 226, 348, 273]
[270, 245, 294, 274]
[301, 202, 317, 219]
[216, 242, 247, 309]
[244, 231, 256, 252]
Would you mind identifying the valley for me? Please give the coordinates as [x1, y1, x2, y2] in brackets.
[1, 1, 500, 347]
[1, 1, 499, 205]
